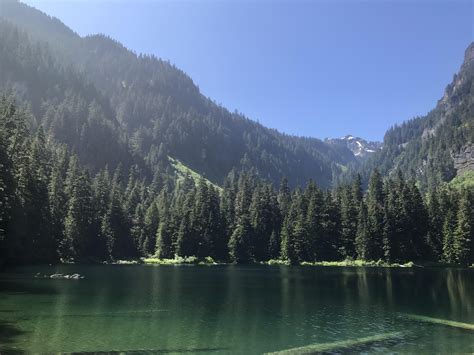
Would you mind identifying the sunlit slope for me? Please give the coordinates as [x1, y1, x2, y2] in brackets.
[0, 0, 355, 187]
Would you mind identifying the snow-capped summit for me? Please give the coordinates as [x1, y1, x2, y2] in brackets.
[326, 135, 382, 159]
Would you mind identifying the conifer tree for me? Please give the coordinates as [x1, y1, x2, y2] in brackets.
[339, 185, 358, 259]
[442, 208, 457, 264]
[207, 185, 223, 259]
[155, 190, 174, 259]
[453, 190, 473, 265]
[281, 189, 306, 264]
[104, 166, 133, 260]
[320, 191, 341, 261]
[175, 188, 196, 257]
[352, 173, 363, 204]
[355, 201, 369, 260]
[155, 216, 174, 259]
[365, 169, 384, 260]
[250, 183, 278, 261]
[278, 177, 291, 219]
[63, 170, 97, 261]
[0, 139, 12, 240]
[193, 178, 213, 258]
[48, 163, 67, 255]
[268, 230, 279, 260]
[426, 187, 444, 260]
[130, 203, 146, 253]
[381, 180, 396, 262]
[22, 128, 56, 261]
[143, 201, 159, 255]
[384, 175, 409, 262]
[220, 171, 238, 249]
[280, 216, 293, 263]
[405, 180, 429, 260]
[229, 172, 254, 262]
[0, 119, 15, 259]
[292, 211, 307, 264]
[305, 181, 323, 261]
[228, 213, 252, 263]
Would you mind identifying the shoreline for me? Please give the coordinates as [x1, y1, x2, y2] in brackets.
[135, 258, 470, 268]
[2, 259, 472, 269]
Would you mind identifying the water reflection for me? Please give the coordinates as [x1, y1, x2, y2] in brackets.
[0, 319, 27, 352]
[0, 265, 472, 353]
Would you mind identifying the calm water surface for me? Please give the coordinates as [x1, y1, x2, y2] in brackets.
[0, 265, 473, 353]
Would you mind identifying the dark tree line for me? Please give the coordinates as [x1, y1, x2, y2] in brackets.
[1, 98, 472, 266]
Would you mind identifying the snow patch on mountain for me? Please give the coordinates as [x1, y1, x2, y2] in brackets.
[325, 135, 382, 159]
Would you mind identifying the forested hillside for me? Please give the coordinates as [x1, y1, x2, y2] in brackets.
[1, 97, 472, 266]
[349, 43, 474, 189]
[0, 20, 141, 176]
[0, 1, 473, 267]
[0, 0, 355, 188]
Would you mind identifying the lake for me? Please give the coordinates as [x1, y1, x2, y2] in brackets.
[0, 265, 473, 353]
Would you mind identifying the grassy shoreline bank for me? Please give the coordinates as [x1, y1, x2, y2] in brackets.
[2, 259, 471, 269]
[135, 258, 470, 268]
[140, 257, 414, 267]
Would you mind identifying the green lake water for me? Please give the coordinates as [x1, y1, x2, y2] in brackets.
[0, 265, 473, 353]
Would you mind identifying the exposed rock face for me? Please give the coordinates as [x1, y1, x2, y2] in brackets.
[464, 43, 474, 63]
[421, 43, 474, 142]
[454, 144, 474, 175]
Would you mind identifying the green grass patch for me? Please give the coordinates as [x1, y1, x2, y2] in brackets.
[336, 163, 348, 173]
[108, 260, 142, 265]
[301, 260, 414, 267]
[168, 156, 222, 192]
[265, 331, 405, 354]
[143, 256, 218, 265]
[447, 170, 474, 189]
[402, 314, 474, 331]
[264, 259, 290, 266]
[262, 259, 415, 268]
[110, 258, 423, 268]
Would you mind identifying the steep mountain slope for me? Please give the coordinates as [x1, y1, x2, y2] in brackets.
[350, 43, 474, 188]
[0, 20, 141, 175]
[0, 0, 355, 187]
[326, 135, 382, 158]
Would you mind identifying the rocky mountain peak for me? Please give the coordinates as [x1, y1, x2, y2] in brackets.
[325, 135, 382, 159]
[464, 42, 474, 63]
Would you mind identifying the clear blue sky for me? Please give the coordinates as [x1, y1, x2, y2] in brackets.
[24, 0, 473, 141]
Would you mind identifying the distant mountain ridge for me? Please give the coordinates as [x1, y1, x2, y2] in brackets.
[0, 0, 472, 190]
[325, 135, 382, 159]
[0, 0, 356, 188]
